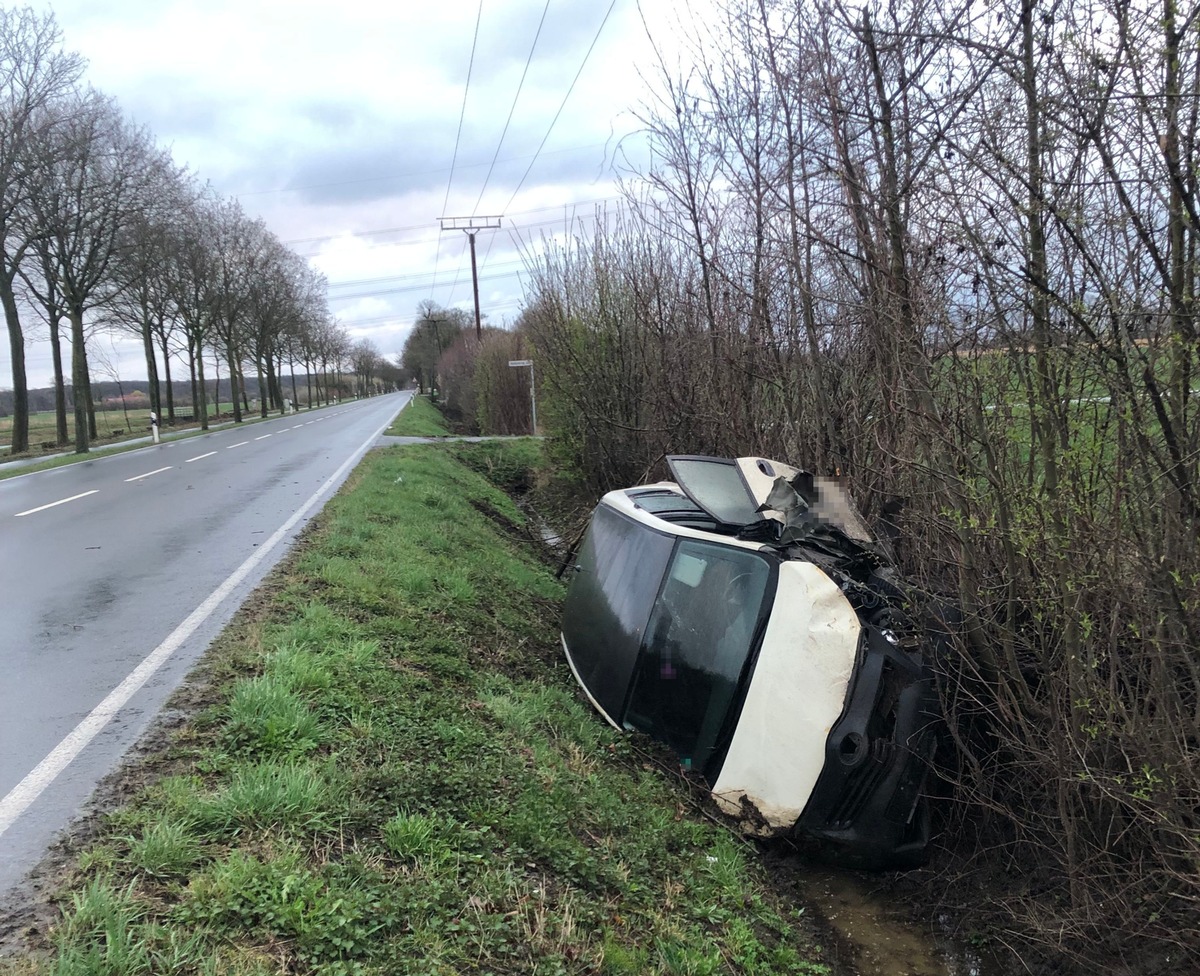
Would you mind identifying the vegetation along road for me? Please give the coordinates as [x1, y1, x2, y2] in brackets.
[0, 392, 410, 901]
[0, 412, 838, 975]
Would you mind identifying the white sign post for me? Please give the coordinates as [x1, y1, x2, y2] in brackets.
[507, 360, 537, 435]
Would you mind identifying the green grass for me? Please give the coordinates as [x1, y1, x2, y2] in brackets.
[2, 439, 829, 975]
[386, 394, 452, 436]
[0, 405, 145, 449]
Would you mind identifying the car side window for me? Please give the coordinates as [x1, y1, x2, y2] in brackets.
[624, 540, 772, 775]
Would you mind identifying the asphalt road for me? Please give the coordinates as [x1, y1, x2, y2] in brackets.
[0, 392, 410, 898]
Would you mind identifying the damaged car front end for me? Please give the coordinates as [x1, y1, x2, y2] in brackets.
[560, 456, 940, 868]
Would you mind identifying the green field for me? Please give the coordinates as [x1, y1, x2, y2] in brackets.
[0, 439, 827, 976]
[0, 399, 255, 458]
[0, 405, 151, 453]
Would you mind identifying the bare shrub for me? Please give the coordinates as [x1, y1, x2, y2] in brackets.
[521, 0, 1200, 966]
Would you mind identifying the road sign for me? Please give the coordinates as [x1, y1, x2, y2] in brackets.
[508, 359, 532, 367]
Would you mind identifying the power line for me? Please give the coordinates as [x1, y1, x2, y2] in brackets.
[286, 197, 618, 249]
[286, 220, 430, 246]
[236, 143, 611, 201]
[338, 297, 524, 331]
[328, 268, 525, 304]
[431, 0, 485, 303]
[502, 0, 619, 215]
[472, 0, 552, 214]
[442, 0, 485, 219]
[327, 258, 525, 291]
[471, 0, 620, 280]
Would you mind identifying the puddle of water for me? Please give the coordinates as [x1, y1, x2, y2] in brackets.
[517, 498, 564, 549]
[794, 868, 1009, 976]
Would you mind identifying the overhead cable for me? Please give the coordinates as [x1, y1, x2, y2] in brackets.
[475, 0, 619, 279]
[472, 0, 552, 214]
[502, 0, 618, 215]
[442, 0, 484, 220]
[431, 0, 485, 301]
[286, 197, 619, 248]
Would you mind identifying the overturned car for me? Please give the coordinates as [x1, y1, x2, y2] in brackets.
[560, 456, 940, 868]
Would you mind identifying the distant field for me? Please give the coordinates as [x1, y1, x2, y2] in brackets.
[0, 401, 241, 458]
[0, 406, 150, 452]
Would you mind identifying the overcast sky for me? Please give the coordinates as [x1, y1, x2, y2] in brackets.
[3, 0, 705, 389]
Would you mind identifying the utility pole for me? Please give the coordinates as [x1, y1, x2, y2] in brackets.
[438, 215, 502, 340]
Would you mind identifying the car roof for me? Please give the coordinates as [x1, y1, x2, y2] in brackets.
[602, 485, 772, 554]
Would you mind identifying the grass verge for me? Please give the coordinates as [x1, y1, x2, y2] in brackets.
[0, 440, 828, 975]
[386, 395, 451, 437]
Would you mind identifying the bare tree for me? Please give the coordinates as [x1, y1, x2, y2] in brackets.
[400, 300, 467, 396]
[103, 156, 197, 427]
[169, 192, 224, 429]
[519, 0, 1200, 962]
[24, 89, 164, 453]
[0, 8, 83, 453]
[350, 337, 382, 398]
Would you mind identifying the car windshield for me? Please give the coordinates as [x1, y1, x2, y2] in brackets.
[623, 539, 773, 777]
[668, 455, 875, 547]
[665, 456, 763, 527]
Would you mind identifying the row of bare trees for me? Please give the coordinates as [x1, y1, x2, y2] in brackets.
[398, 300, 537, 435]
[520, 0, 1199, 967]
[0, 7, 390, 455]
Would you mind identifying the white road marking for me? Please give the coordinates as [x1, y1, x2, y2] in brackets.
[124, 466, 172, 483]
[14, 490, 99, 518]
[0, 409, 398, 840]
[291, 425, 304, 429]
[254, 434, 272, 441]
[185, 452, 217, 463]
[227, 441, 249, 449]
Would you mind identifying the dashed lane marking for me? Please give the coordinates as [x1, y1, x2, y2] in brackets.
[0, 410, 398, 840]
[13, 490, 100, 518]
[124, 467, 173, 483]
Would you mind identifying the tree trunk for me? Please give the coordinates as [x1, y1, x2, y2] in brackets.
[160, 330, 176, 423]
[86, 375, 97, 442]
[187, 337, 198, 422]
[256, 359, 268, 418]
[49, 316, 68, 444]
[226, 349, 242, 423]
[141, 318, 160, 425]
[0, 279, 29, 454]
[213, 357, 221, 420]
[270, 350, 284, 412]
[69, 307, 89, 453]
[196, 351, 209, 430]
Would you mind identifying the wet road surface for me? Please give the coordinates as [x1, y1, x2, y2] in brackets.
[0, 393, 409, 897]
